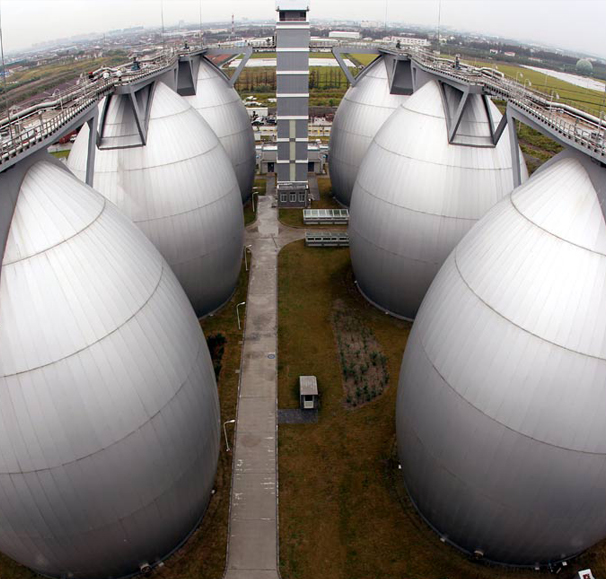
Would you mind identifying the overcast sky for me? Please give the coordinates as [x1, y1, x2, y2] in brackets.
[0, 0, 605, 58]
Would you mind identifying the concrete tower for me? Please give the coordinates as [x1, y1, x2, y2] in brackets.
[275, 0, 310, 208]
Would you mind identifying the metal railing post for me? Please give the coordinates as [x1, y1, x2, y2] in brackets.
[244, 245, 252, 271]
[236, 301, 246, 330]
[223, 419, 236, 452]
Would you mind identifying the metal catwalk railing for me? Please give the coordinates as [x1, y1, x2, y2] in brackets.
[0, 50, 183, 167]
[0, 40, 604, 167]
[409, 49, 606, 157]
[207, 40, 606, 156]
[0, 79, 114, 164]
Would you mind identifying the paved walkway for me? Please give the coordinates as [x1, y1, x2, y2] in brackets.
[224, 193, 303, 579]
[265, 174, 276, 198]
[308, 173, 320, 201]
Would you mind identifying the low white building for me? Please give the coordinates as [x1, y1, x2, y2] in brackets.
[391, 36, 430, 48]
[360, 20, 382, 28]
[246, 107, 269, 119]
[329, 31, 362, 40]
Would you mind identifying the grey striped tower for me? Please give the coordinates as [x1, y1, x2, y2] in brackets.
[275, 0, 310, 208]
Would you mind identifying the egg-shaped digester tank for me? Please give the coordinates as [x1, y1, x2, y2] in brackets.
[68, 81, 244, 317]
[184, 57, 256, 203]
[0, 159, 221, 578]
[397, 153, 606, 566]
[329, 57, 409, 207]
[349, 79, 528, 320]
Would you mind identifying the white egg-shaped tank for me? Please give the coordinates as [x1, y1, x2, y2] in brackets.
[397, 152, 606, 566]
[349, 79, 528, 320]
[184, 57, 256, 203]
[0, 159, 220, 578]
[329, 57, 409, 207]
[68, 81, 244, 317]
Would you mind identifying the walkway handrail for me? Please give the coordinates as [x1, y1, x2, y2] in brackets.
[0, 41, 604, 168]
[0, 55, 178, 167]
[407, 50, 606, 157]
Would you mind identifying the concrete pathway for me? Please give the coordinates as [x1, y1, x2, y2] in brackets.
[308, 173, 320, 201]
[224, 193, 303, 579]
[265, 174, 276, 198]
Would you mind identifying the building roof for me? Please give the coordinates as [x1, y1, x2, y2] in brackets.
[299, 376, 318, 396]
[276, 0, 309, 10]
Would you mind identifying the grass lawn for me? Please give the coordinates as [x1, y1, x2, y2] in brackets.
[244, 200, 256, 226]
[277, 241, 606, 579]
[11, 55, 124, 84]
[492, 100, 563, 174]
[2, 53, 127, 108]
[463, 58, 606, 117]
[310, 65, 349, 89]
[348, 53, 380, 66]
[250, 52, 277, 59]
[236, 65, 349, 105]
[278, 175, 343, 228]
[254, 176, 267, 194]
[310, 88, 347, 107]
[0, 555, 36, 578]
[50, 150, 70, 159]
[244, 177, 268, 226]
[518, 122, 564, 173]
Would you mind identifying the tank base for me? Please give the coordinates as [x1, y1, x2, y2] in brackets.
[354, 280, 415, 323]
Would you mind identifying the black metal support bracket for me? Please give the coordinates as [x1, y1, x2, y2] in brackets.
[332, 45, 381, 87]
[205, 46, 253, 86]
[85, 110, 98, 187]
[98, 83, 156, 149]
[447, 88, 470, 143]
[507, 107, 523, 188]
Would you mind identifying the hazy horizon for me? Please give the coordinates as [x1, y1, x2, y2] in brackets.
[0, 0, 605, 59]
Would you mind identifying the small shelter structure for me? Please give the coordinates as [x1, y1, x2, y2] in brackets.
[299, 376, 319, 410]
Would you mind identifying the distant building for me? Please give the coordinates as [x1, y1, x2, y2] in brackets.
[329, 31, 362, 40]
[489, 48, 499, 55]
[391, 36, 430, 48]
[504, 51, 516, 57]
[360, 20, 382, 29]
[245, 106, 270, 118]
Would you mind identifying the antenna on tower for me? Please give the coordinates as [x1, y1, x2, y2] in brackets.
[231, 13, 235, 40]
